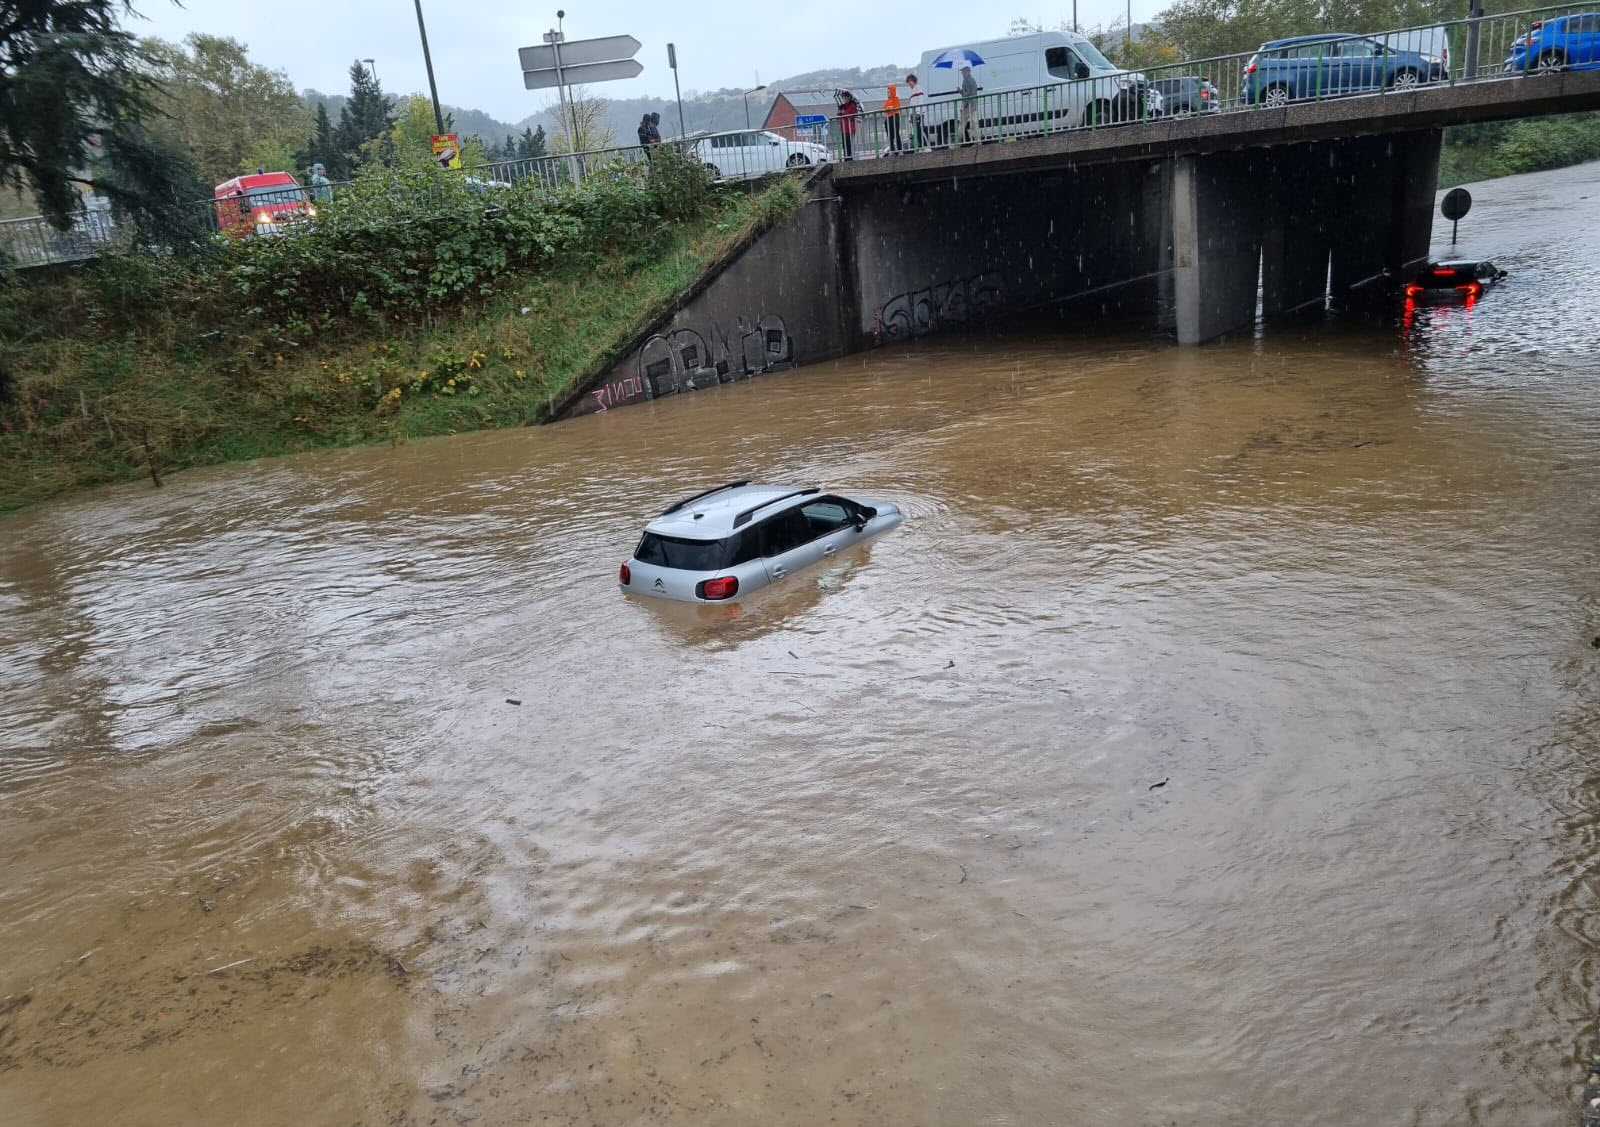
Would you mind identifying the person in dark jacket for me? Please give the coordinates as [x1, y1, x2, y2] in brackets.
[638, 113, 655, 147]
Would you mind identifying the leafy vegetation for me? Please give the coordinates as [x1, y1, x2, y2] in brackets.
[0, 157, 807, 514]
[1440, 112, 1600, 186]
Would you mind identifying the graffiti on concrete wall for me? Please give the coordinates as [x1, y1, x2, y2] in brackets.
[873, 272, 1007, 344]
[586, 313, 795, 413]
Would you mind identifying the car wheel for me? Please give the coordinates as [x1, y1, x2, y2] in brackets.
[1535, 50, 1567, 73]
[1389, 68, 1421, 90]
[786, 153, 810, 168]
[1082, 100, 1112, 127]
[1262, 85, 1291, 108]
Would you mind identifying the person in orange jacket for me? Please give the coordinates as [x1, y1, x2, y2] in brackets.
[884, 84, 903, 153]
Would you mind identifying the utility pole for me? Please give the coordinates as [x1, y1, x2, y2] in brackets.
[668, 43, 686, 138]
[557, 10, 582, 153]
[412, 0, 445, 134]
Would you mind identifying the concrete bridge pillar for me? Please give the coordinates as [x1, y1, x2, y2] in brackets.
[1171, 153, 1262, 346]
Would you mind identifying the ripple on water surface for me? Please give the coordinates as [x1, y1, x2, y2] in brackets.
[1, 163, 1599, 1127]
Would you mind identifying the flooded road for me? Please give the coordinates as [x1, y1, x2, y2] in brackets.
[2, 161, 1598, 1127]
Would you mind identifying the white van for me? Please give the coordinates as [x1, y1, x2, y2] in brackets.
[1380, 25, 1451, 75]
[912, 31, 1158, 143]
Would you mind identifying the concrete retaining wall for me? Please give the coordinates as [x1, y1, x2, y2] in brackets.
[559, 176, 852, 419]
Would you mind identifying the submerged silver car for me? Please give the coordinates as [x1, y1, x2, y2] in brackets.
[619, 482, 904, 602]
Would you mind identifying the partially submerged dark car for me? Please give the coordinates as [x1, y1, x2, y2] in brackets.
[1404, 259, 1507, 301]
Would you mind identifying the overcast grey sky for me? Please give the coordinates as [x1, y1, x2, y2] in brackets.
[129, 0, 1139, 123]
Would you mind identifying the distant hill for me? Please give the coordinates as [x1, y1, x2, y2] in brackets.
[302, 89, 522, 150]
[511, 64, 910, 148]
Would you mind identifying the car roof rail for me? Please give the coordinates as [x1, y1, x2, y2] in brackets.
[660, 480, 749, 516]
[732, 487, 820, 528]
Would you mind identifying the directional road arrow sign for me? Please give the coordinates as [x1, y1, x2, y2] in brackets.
[518, 34, 641, 74]
[522, 58, 643, 90]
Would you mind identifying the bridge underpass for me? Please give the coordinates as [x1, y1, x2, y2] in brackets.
[835, 68, 1600, 345]
[561, 69, 1599, 416]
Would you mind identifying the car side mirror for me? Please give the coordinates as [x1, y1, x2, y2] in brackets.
[1074, 63, 1091, 79]
[852, 517, 868, 532]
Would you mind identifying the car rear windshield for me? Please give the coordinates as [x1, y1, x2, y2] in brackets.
[634, 533, 729, 571]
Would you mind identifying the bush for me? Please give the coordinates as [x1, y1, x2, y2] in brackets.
[207, 159, 715, 335]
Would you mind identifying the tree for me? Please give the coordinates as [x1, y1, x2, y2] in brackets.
[334, 61, 393, 171]
[547, 89, 613, 156]
[515, 126, 547, 159]
[142, 34, 311, 185]
[0, 0, 204, 233]
[309, 102, 338, 177]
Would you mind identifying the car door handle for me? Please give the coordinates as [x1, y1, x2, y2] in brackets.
[772, 565, 786, 579]
[823, 544, 836, 556]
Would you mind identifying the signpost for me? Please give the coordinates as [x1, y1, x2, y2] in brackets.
[795, 114, 827, 142]
[517, 17, 643, 181]
[1441, 187, 1472, 244]
[431, 133, 461, 170]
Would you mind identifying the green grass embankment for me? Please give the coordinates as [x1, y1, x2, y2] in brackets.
[0, 161, 805, 515]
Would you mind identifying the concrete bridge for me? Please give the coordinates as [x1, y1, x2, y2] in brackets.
[560, 70, 1600, 417]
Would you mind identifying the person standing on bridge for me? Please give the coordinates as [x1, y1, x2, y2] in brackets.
[959, 65, 980, 146]
[883, 83, 903, 153]
[837, 90, 860, 161]
[906, 73, 926, 150]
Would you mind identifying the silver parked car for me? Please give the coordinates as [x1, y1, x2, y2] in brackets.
[620, 482, 904, 602]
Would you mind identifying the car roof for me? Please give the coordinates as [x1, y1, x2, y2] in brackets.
[645, 483, 823, 538]
[1262, 32, 1360, 47]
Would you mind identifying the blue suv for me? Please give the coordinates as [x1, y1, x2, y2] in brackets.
[1242, 33, 1446, 106]
[1505, 12, 1600, 73]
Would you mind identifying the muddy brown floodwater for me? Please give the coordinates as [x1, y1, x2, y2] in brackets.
[4, 162, 1599, 1127]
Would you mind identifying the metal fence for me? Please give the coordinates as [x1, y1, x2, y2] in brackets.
[0, 210, 129, 267]
[5, 3, 1594, 266]
[824, 3, 1599, 161]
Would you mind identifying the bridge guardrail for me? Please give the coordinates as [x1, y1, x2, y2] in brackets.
[826, 3, 1599, 162]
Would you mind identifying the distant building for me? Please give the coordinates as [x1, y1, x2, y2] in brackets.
[762, 87, 890, 140]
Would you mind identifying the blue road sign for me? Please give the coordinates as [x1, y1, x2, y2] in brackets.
[795, 114, 828, 126]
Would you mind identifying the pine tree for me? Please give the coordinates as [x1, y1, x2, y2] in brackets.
[1, 0, 207, 236]
[503, 134, 518, 161]
[334, 60, 393, 171]
[310, 102, 338, 176]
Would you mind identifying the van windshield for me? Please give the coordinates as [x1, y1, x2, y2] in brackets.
[1074, 40, 1115, 70]
[245, 185, 303, 202]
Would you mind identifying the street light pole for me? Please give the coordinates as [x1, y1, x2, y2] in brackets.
[668, 43, 686, 138]
[743, 84, 766, 129]
[362, 57, 378, 83]
[412, 0, 445, 134]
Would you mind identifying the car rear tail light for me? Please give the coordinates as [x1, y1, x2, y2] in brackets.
[1244, 56, 1258, 76]
[1431, 268, 1455, 276]
[1530, 21, 1542, 30]
[1404, 284, 1424, 297]
[697, 575, 739, 600]
[1456, 282, 1482, 297]
[619, 562, 631, 585]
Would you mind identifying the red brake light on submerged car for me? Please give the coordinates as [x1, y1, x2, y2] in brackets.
[1404, 284, 1424, 297]
[1456, 282, 1482, 297]
[619, 562, 631, 585]
[697, 576, 739, 600]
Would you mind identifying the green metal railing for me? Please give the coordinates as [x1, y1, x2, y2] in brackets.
[823, 3, 1597, 161]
